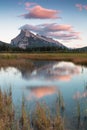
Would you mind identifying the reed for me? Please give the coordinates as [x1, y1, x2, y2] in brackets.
[20, 96, 30, 130]
[76, 100, 81, 121]
[0, 88, 15, 130]
[32, 102, 51, 130]
[0, 89, 65, 130]
[56, 91, 65, 117]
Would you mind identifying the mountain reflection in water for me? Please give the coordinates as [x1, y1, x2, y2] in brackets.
[30, 61, 82, 82]
[0, 61, 86, 91]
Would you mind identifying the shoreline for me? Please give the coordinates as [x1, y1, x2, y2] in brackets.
[0, 53, 87, 66]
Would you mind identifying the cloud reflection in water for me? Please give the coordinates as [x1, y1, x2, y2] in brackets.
[31, 61, 82, 82]
[26, 86, 57, 100]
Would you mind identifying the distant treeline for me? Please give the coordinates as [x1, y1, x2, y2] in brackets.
[0, 43, 87, 53]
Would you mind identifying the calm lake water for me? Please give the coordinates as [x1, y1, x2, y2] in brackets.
[0, 61, 87, 129]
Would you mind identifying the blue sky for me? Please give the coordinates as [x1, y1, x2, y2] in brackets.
[0, 0, 87, 48]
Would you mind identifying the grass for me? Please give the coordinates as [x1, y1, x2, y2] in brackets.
[0, 88, 15, 130]
[73, 84, 87, 129]
[0, 59, 34, 72]
[0, 53, 87, 66]
[0, 86, 87, 130]
[0, 89, 65, 130]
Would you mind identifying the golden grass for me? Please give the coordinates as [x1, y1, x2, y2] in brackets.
[0, 89, 65, 130]
[0, 59, 34, 73]
[0, 53, 87, 65]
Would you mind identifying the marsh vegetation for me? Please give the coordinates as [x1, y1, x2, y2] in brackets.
[0, 89, 65, 130]
[0, 53, 87, 65]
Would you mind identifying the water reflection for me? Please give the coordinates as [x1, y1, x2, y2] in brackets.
[73, 91, 87, 99]
[0, 61, 86, 92]
[26, 86, 57, 100]
[30, 61, 82, 82]
[0, 62, 82, 82]
[0, 61, 87, 129]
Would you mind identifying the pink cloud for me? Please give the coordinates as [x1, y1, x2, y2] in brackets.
[21, 5, 60, 19]
[83, 5, 87, 10]
[50, 24, 72, 31]
[20, 23, 81, 41]
[76, 4, 87, 11]
[39, 23, 73, 32]
[76, 4, 83, 11]
[24, 2, 36, 9]
[49, 32, 81, 40]
[53, 75, 71, 81]
[20, 23, 74, 33]
[27, 86, 57, 99]
[25, 2, 32, 7]
[49, 24, 72, 31]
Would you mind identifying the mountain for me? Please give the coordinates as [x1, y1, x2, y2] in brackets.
[11, 29, 67, 50]
[78, 46, 87, 52]
[0, 41, 11, 51]
[0, 41, 8, 45]
[72, 46, 87, 52]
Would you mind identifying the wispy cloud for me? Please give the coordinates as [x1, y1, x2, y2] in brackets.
[47, 31, 81, 40]
[20, 23, 81, 41]
[76, 4, 87, 11]
[83, 5, 87, 10]
[20, 5, 60, 19]
[18, 2, 22, 5]
[76, 4, 83, 11]
[24, 2, 36, 9]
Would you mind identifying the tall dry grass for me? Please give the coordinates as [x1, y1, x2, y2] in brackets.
[0, 89, 65, 130]
[0, 53, 87, 64]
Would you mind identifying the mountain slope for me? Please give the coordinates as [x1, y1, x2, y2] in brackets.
[0, 41, 9, 45]
[0, 41, 11, 51]
[78, 46, 87, 51]
[11, 29, 67, 50]
[72, 46, 87, 52]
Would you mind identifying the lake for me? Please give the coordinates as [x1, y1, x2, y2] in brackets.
[0, 60, 87, 129]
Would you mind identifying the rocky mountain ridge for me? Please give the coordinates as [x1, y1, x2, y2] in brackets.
[11, 29, 67, 49]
